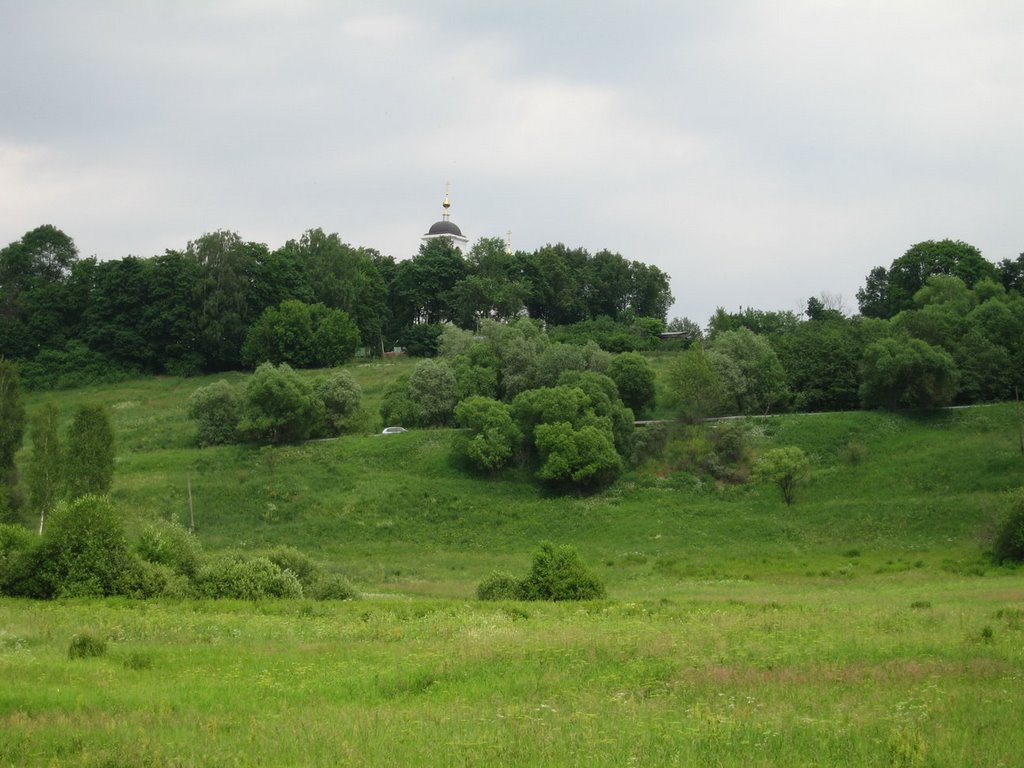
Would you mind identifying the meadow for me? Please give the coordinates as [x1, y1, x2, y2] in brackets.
[2, 361, 1023, 766]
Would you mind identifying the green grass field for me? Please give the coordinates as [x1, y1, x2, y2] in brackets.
[3, 363, 1024, 765]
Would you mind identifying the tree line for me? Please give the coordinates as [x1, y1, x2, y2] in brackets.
[668, 240, 1024, 417]
[0, 225, 673, 387]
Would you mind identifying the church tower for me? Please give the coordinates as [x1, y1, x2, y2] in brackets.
[421, 184, 469, 252]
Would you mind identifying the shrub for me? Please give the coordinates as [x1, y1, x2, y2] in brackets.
[240, 362, 324, 444]
[535, 422, 621, 491]
[0, 522, 34, 592]
[68, 631, 107, 660]
[992, 491, 1024, 564]
[187, 380, 239, 446]
[309, 574, 359, 601]
[196, 555, 303, 599]
[407, 359, 458, 426]
[17, 341, 137, 391]
[313, 370, 362, 435]
[134, 559, 192, 598]
[454, 396, 521, 473]
[754, 447, 811, 506]
[136, 518, 202, 577]
[266, 546, 321, 588]
[398, 323, 444, 357]
[838, 439, 868, 465]
[630, 422, 669, 466]
[14, 495, 141, 599]
[517, 542, 606, 601]
[608, 352, 656, 415]
[379, 375, 421, 428]
[241, 300, 360, 369]
[476, 571, 520, 601]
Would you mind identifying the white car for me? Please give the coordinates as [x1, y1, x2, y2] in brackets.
[381, 426, 408, 435]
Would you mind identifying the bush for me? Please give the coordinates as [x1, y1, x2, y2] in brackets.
[241, 300, 360, 369]
[134, 559, 193, 598]
[196, 555, 303, 599]
[398, 323, 444, 357]
[68, 631, 107, 659]
[992, 491, 1024, 564]
[136, 518, 202, 577]
[240, 362, 324, 444]
[0, 522, 34, 591]
[476, 571, 520, 601]
[630, 422, 669, 466]
[379, 375, 421, 428]
[265, 546, 321, 588]
[754, 447, 811, 506]
[12, 495, 141, 599]
[517, 542, 606, 601]
[454, 396, 521, 473]
[407, 359, 458, 426]
[309, 574, 359, 601]
[608, 352, 656, 415]
[188, 380, 239, 446]
[18, 341, 137, 391]
[313, 370, 362, 435]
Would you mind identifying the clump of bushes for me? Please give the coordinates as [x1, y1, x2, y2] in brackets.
[477, 542, 606, 601]
[476, 571, 520, 601]
[6, 495, 142, 599]
[308, 574, 359, 601]
[992, 490, 1024, 564]
[187, 381, 239, 446]
[136, 518, 202, 578]
[0, 496, 358, 601]
[188, 364, 365, 447]
[195, 555, 304, 600]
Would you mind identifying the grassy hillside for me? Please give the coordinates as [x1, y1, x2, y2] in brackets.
[16, 363, 1024, 597]
[5, 365, 1024, 766]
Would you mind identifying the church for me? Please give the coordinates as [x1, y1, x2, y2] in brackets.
[421, 187, 469, 253]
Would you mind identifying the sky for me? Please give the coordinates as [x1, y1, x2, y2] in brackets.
[1, 1, 1021, 325]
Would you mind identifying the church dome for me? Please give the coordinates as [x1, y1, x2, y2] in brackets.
[427, 219, 463, 237]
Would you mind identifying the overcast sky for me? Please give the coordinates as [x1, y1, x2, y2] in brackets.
[2, 1, 1021, 325]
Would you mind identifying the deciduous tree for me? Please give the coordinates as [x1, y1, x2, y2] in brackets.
[64, 405, 115, 499]
[754, 446, 810, 506]
[26, 403, 60, 533]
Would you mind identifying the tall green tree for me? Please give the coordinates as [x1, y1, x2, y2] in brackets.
[275, 229, 388, 350]
[859, 336, 959, 410]
[857, 239, 998, 319]
[627, 261, 673, 321]
[0, 225, 79, 360]
[64, 405, 115, 499]
[608, 352, 656, 415]
[0, 360, 25, 476]
[667, 343, 724, 421]
[186, 231, 268, 371]
[407, 359, 459, 426]
[774, 317, 863, 411]
[707, 329, 789, 414]
[81, 256, 154, 371]
[393, 238, 467, 326]
[140, 251, 204, 375]
[26, 403, 61, 534]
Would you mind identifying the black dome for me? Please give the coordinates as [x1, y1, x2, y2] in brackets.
[427, 220, 463, 237]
